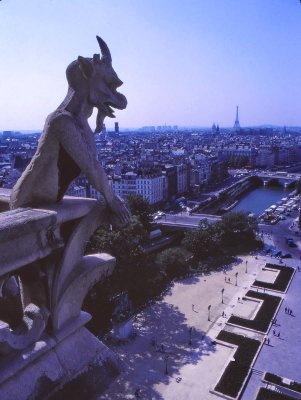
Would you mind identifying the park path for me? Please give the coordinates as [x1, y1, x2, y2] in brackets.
[97, 254, 272, 400]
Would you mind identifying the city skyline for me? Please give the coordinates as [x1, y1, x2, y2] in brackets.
[1, 0, 301, 130]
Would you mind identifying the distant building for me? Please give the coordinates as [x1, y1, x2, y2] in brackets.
[255, 147, 275, 167]
[67, 184, 86, 198]
[176, 164, 189, 194]
[212, 123, 217, 135]
[3, 131, 13, 139]
[162, 164, 177, 201]
[112, 172, 165, 204]
[233, 106, 241, 132]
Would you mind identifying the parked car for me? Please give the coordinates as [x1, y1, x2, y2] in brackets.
[281, 253, 292, 259]
[286, 238, 297, 248]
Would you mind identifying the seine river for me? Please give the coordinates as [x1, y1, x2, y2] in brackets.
[231, 186, 287, 215]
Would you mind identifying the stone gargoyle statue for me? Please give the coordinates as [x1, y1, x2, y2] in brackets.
[10, 35, 130, 228]
[0, 37, 131, 360]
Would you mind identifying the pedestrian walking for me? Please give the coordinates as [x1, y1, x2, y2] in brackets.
[225, 276, 227, 283]
[228, 277, 231, 283]
[238, 297, 240, 303]
[277, 332, 280, 338]
[267, 338, 270, 345]
[285, 307, 287, 314]
[290, 309, 292, 315]
[273, 329, 275, 335]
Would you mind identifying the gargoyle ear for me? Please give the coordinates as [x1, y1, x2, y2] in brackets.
[93, 54, 101, 63]
[78, 56, 94, 79]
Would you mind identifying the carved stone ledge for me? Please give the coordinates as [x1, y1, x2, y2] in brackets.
[0, 195, 119, 399]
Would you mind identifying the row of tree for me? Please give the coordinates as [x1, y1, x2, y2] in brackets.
[183, 211, 259, 259]
[84, 195, 260, 334]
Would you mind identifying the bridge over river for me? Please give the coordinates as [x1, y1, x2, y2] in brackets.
[155, 212, 221, 229]
[156, 172, 300, 230]
[255, 172, 299, 188]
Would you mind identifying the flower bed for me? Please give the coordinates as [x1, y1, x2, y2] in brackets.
[264, 372, 301, 393]
[253, 264, 294, 292]
[228, 290, 281, 333]
[214, 330, 260, 398]
[256, 388, 296, 400]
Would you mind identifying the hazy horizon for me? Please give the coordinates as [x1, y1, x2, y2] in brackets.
[3, 123, 301, 133]
[1, 0, 301, 130]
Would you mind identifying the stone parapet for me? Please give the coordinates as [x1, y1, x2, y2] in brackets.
[0, 190, 119, 399]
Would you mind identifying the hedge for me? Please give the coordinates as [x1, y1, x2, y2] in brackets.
[256, 388, 296, 400]
[228, 290, 281, 333]
[264, 372, 301, 394]
[214, 330, 260, 398]
[253, 264, 294, 292]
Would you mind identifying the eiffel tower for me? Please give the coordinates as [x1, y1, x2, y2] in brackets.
[233, 105, 240, 131]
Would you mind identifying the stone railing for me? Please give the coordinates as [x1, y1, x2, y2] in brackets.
[0, 189, 119, 399]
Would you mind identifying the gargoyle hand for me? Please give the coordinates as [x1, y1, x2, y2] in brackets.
[109, 195, 131, 228]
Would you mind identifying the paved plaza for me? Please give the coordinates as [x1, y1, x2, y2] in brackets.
[241, 263, 301, 400]
[98, 219, 301, 400]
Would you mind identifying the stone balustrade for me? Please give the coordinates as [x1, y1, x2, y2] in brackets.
[0, 189, 119, 399]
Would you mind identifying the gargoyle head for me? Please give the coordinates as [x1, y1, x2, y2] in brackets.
[66, 36, 127, 132]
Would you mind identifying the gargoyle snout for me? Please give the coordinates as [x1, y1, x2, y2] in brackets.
[115, 92, 127, 110]
[115, 77, 123, 88]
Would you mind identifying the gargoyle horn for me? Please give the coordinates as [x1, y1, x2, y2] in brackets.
[96, 35, 112, 63]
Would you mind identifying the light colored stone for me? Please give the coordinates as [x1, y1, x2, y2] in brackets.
[10, 36, 130, 230]
[0, 325, 121, 400]
[0, 36, 131, 399]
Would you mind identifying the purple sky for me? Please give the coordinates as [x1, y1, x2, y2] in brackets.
[0, 0, 301, 130]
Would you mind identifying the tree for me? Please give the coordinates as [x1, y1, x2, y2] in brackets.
[127, 194, 153, 229]
[183, 219, 222, 259]
[156, 247, 188, 278]
[86, 215, 147, 267]
[182, 212, 259, 260]
[220, 211, 258, 246]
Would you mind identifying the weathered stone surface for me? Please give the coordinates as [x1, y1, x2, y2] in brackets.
[53, 254, 115, 331]
[0, 36, 130, 399]
[0, 325, 121, 400]
[10, 36, 130, 230]
[0, 199, 120, 398]
[0, 208, 61, 275]
[0, 304, 49, 355]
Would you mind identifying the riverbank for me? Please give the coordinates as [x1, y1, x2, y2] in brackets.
[231, 186, 288, 215]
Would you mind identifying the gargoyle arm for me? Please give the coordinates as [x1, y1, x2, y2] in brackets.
[51, 115, 115, 204]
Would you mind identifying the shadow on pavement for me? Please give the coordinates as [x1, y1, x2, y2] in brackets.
[98, 302, 217, 399]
